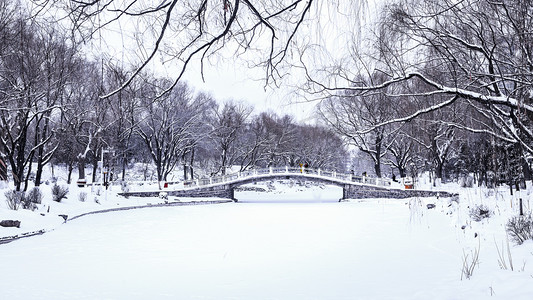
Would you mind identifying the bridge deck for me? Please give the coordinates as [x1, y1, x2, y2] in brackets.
[119, 167, 457, 200]
[178, 167, 391, 191]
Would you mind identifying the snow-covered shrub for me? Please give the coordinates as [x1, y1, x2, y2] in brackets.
[484, 189, 495, 197]
[78, 191, 87, 202]
[459, 175, 474, 188]
[449, 195, 460, 204]
[52, 184, 69, 202]
[120, 181, 130, 193]
[4, 190, 23, 210]
[20, 187, 42, 211]
[27, 187, 42, 205]
[469, 204, 492, 222]
[506, 215, 533, 245]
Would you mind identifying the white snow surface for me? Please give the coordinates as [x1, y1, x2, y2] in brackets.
[0, 175, 533, 299]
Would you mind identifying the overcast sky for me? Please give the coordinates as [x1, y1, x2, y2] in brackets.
[175, 0, 382, 123]
[44, 0, 382, 123]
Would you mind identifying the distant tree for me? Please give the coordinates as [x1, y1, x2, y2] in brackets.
[135, 80, 208, 182]
[258, 113, 298, 167]
[104, 63, 144, 181]
[180, 92, 215, 180]
[295, 125, 347, 171]
[54, 60, 102, 184]
[318, 85, 397, 178]
[209, 101, 252, 175]
[495, 142, 526, 195]
[233, 114, 270, 172]
[386, 131, 413, 178]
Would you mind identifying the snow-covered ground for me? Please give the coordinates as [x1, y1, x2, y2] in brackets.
[0, 176, 532, 299]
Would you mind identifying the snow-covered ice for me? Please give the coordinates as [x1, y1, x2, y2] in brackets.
[0, 180, 532, 299]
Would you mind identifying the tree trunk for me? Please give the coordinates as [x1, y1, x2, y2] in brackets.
[435, 159, 444, 181]
[522, 158, 532, 181]
[221, 148, 227, 175]
[121, 153, 127, 181]
[34, 116, 50, 187]
[374, 162, 381, 178]
[156, 157, 163, 182]
[34, 119, 44, 185]
[78, 155, 86, 181]
[182, 151, 188, 180]
[35, 159, 43, 186]
[183, 163, 188, 180]
[374, 133, 383, 178]
[189, 148, 195, 180]
[13, 130, 27, 191]
[23, 155, 32, 192]
[91, 159, 98, 183]
[67, 162, 73, 184]
[398, 167, 406, 178]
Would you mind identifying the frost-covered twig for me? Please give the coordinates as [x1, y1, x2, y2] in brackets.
[461, 239, 480, 280]
[495, 236, 514, 271]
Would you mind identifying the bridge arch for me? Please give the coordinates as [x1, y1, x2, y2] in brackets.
[120, 167, 456, 200]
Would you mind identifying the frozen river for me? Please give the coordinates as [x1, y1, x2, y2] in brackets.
[0, 189, 472, 300]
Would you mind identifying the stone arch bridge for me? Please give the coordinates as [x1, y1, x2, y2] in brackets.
[120, 167, 455, 201]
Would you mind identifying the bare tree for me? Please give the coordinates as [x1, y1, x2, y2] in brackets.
[386, 130, 413, 179]
[104, 62, 144, 181]
[295, 124, 347, 171]
[304, 0, 533, 158]
[256, 112, 298, 167]
[34, 0, 324, 98]
[209, 101, 252, 175]
[135, 79, 208, 182]
[180, 92, 215, 180]
[318, 86, 397, 178]
[0, 12, 68, 190]
[31, 27, 80, 186]
[233, 113, 269, 172]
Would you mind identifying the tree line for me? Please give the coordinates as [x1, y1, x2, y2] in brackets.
[0, 2, 347, 191]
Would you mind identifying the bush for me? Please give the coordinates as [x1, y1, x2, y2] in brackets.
[21, 194, 36, 211]
[26, 187, 42, 205]
[459, 175, 474, 188]
[469, 204, 492, 222]
[4, 190, 23, 210]
[52, 184, 69, 202]
[78, 191, 87, 202]
[506, 214, 533, 245]
[120, 180, 130, 193]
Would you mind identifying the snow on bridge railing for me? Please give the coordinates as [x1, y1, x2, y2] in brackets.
[181, 167, 392, 189]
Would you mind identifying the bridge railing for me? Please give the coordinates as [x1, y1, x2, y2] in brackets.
[180, 167, 392, 189]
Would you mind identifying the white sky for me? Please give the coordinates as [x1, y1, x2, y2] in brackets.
[180, 57, 317, 122]
[29, 0, 383, 123]
[173, 0, 383, 123]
